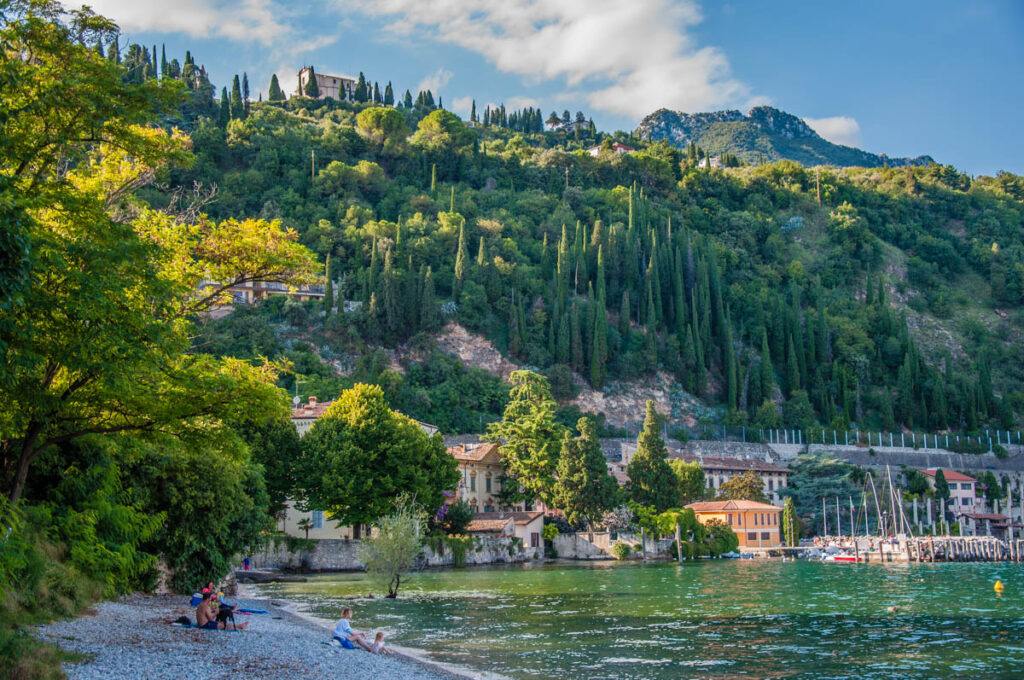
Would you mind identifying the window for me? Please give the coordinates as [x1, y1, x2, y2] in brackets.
[727, 513, 733, 526]
[531, 532, 540, 548]
[747, 532, 757, 541]
[754, 513, 758, 526]
[768, 480, 774, 490]
[761, 532, 770, 541]
[470, 476, 476, 492]
[486, 476, 492, 493]
[962, 497, 970, 506]
[737, 514, 742, 526]
[311, 510, 324, 530]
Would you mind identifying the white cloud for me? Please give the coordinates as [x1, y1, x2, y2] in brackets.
[76, 0, 290, 45]
[506, 95, 539, 110]
[804, 116, 862, 147]
[417, 67, 453, 95]
[339, 0, 755, 119]
[451, 96, 473, 117]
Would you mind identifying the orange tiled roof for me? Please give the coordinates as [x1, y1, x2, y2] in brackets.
[686, 500, 783, 512]
[921, 469, 976, 483]
[448, 442, 501, 462]
[473, 511, 543, 526]
[466, 518, 512, 533]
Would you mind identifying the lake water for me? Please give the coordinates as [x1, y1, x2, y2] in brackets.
[257, 560, 1024, 679]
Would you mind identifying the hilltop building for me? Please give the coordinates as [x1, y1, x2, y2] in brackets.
[296, 67, 356, 101]
[587, 142, 634, 156]
[199, 279, 324, 318]
[687, 499, 783, 549]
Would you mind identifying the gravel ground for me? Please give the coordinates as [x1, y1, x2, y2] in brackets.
[34, 594, 468, 680]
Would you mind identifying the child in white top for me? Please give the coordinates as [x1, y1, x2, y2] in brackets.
[370, 631, 393, 655]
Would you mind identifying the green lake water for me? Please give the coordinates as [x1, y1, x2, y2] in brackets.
[257, 560, 1024, 679]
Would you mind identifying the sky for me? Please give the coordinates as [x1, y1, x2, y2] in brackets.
[75, 0, 1024, 175]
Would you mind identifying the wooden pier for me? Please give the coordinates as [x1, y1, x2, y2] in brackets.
[905, 536, 1023, 563]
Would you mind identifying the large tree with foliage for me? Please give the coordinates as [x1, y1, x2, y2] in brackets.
[301, 384, 459, 525]
[717, 470, 769, 503]
[933, 468, 950, 502]
[668, 459, 705, 504]
[233, 417, 303, 517]
[485, 371, 567, 506]
[551, 417, 619, 528]
[0, 2, 320, 504]
[626, 401, 677, 512]
[267, 73, 285, 102]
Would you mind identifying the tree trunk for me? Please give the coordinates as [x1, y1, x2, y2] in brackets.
[675, 522, 683, 564]
[8, 423, 43, 503]
[641, 526, 647, 563]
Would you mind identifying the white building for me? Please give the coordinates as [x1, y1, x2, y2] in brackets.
[921, 468, 977, 512]
[296, 67, 356, 101]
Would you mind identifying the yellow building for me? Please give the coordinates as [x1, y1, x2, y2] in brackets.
[686, 499, 783, 549]
[448, 442, 505, 512]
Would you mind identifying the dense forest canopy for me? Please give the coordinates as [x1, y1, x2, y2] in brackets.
[147, 53, 1024, 436]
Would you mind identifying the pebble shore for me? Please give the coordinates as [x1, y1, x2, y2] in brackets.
[34, 594, 467, 680]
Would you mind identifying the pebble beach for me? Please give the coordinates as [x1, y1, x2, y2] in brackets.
[34, 594, 469, 680]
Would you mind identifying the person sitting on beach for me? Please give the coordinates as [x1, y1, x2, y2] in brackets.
[332, 607, 372, 650]
[196, 591, 247, 630]
[370, 631, 393, 655]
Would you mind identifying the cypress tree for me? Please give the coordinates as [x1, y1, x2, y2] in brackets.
[230, 74, 244, 119]
[508, 297, 522, 356]
[590, 294, 608, 388]
[476, 237, 486, 267]
[760, 329, 774, 399]
[420, 267, 439, 331]
[160, 44, 167, 78]
[219, 87, 230, 125]
[304, 66, 319, 97]
[786, 336, 800, 397]
[552, 417, 618, 528]
[627, 401, 677, 512]
[382, 249, 399, 335]
[268, 74, 285, 101]
[618, 290, 631, 343]
[570, 300, 583, 371]
[933, 469, 950, 501]
[556, 309, 570, 364]
[782, 498, 799, 546]
[355, 72, 368, 102]
[384, 82, 394, 106]
[373, 82, 382, 104]
[430, 164, 437, 194]
[242, 72, 250, 113]
[470, 99, 477, 122]
[403, 90, 413, 108]
[453, 224, 468, 302]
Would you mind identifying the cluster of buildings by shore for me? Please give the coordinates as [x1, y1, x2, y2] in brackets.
[277, 396, 1023, 554]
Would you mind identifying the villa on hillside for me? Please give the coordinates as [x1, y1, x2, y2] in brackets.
[199, 279, 325, 318]
[296, 67, 356, 101]
[586, 142, 634, 156]
[920, 469, 977, 511]
[277, 396, 440, 540]
[446, 442, 547, 515]
[687, 499, 783, 549]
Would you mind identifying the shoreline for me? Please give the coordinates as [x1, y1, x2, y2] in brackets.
[240, 581, 495, 680]
[33, 591, 477, 680]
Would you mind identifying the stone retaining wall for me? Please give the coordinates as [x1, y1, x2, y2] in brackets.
[251, 535, 537, 572]
[552, 531, 673, 560]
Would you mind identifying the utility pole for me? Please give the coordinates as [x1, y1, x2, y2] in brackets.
[311, 149, 316, 183]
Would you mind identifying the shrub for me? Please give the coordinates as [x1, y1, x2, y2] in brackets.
[610, 542, 631, 560]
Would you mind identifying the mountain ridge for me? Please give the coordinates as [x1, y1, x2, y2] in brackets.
[637, 105, 935, 168]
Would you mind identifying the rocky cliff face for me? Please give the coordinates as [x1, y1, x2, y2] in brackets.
[636, 106, 934, 168]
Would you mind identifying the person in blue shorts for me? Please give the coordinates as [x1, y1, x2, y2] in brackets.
[333, 607, 371, 650]
[196, 591, 247, 630]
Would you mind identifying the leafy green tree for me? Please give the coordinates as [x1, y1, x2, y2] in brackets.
[626, 401, 677, 512]
[301, 384, 459, 526]
[355, 106, 409, 158]
[453, 222, 468, 302]
[126, 439, 273, 593]
[233, 417, 303, 517]
[354, 72, 368, 102]
[357, 494, 425, 598]
[485, 371, 567, 506]
[552, 417, 619, 528]
[438, 499, 474, 535]
[668, 459, 705, 504]
[411, 109, 475, 151]
[717, 470, 768, 503]
[267, 73, 285, 101]
[781, 497, 799, 546]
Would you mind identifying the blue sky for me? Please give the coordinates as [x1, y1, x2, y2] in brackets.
[81, 0, 1023, 175]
